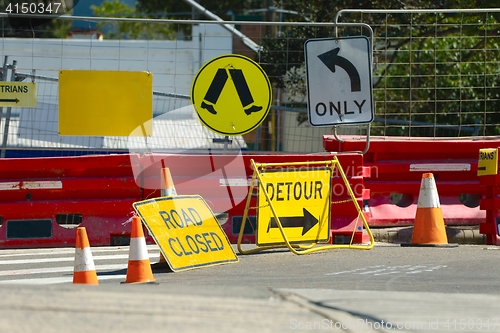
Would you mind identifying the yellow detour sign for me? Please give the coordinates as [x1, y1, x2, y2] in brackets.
[133, 195, 238, 272]
[191, 54, 272, 136]
[257, 168, 331, 246]
[478, 148, 498, 176]
[58, 70, 152, 136]
[0, 82, 36, 107]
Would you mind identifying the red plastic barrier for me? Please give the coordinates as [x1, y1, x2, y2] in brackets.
[0, 153, 370, 248]
[0, 154, 142, 248]
[137, 153, 370, 244]
[478, 151, 500, 245]
[323, 136, 500, 227]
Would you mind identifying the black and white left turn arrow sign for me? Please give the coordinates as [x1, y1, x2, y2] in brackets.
[304, 36, 374, 127]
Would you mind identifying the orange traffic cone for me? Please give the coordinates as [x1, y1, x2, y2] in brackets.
[124, 216, 156, 284]
[73, 227, 99, 285]
[403, 173, 457, 247]
[161, 167, 177, 196]
[159, 167, 176, 263]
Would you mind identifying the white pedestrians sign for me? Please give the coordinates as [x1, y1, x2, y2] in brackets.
[305, 36, 374, 126]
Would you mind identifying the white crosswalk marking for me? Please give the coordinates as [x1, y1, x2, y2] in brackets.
[0, 245, 160, 285]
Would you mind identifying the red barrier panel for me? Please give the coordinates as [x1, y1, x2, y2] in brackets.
[0, 152, 369, 248]
[323, 136, 500, 227]
[137, 153, 370, 244]
[0, 154, 142, 248]
[478, 151, 500, 245]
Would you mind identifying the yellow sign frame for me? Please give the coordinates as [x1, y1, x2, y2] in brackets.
[237, 157, 374, 255]
[133, 195, 239, 272]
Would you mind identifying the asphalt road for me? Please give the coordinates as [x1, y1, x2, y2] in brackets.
[153, 243, 500, 294]
[1, 243, 500, 333]
[1, 243, 500, 293]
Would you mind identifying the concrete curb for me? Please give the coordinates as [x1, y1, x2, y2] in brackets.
[370, 226, 486, 245]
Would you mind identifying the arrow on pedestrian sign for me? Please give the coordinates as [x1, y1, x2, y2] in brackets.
[318, 47, 361, 92]
[267, 208, 319, 236]
[0, 98, 19, 103]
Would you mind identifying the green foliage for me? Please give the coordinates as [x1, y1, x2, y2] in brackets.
[254, 0, 500, 137]
[91, 0, 175, 40]
[136, 0, 263, 19]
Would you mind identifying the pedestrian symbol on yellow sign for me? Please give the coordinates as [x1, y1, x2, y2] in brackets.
[191, 54, 272, 136]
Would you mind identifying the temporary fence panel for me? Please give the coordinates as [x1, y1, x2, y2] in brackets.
[0, 13, 366, 156]
[0, 8, 499, 246]
[334, 8, 500, 139]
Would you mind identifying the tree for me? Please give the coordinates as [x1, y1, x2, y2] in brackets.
[255, 0, 500, 136]
[91, 0, 175, 39]
[0, 0, 76, 38]
[131, 0, 500, 136]
[136, 0, 263, 19]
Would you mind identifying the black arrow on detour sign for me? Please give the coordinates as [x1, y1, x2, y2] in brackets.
[0, 98, 19, 103]
[317, 47, 361, 92]
[267, 208, 319, 236]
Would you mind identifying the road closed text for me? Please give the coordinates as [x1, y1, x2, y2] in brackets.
[159, 208, 225, 257]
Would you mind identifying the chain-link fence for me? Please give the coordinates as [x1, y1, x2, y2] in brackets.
[0, 8, 498, 157]
[335, 8, 500, 138]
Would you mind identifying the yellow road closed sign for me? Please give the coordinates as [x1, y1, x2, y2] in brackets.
[133, 195, 238, 272]
[257, 168, 331, 246]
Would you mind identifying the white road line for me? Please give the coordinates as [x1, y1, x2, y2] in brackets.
[0, 253, 160, 265]
[0, 245, 159, 257]
[0, 264, 127, 277]
[0, 247, 162, 285]
[0, 274, 128, 285]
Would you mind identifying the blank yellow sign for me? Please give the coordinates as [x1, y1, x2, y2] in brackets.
[58, 70, 152, 136]
[133, 195, 239, 272]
